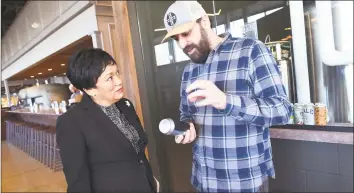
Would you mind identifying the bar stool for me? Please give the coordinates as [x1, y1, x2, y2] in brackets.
[26, 123, 45, 162]
[8, 120, 17, 146]
[41, 128, 51, 167]
[5, 120, 15, 145]
[5, 121, 11, 144]
[24, 123, 34, 155]
[26, 123, 35, 157]
[35, 125, 55, 167]
[29, 123, 39, 159]
[13, 121, 26, 149]
[30, 124, 45, 162]
[48, 128, 62, 171]
[5, 120, 63, 172]
[42, 127, 55, 168]
[13, 121, 20, 148]
[39, 125, 51, 165]
[18, 122, 27, 151]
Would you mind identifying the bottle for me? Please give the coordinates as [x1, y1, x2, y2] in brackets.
[53, 101, 60, 114]
[60, 101, 67, 113]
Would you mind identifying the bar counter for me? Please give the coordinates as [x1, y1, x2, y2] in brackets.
[3, 109, 63, 171]
[269, 124, 353, 192]
[3, 109, 354, 145]
[5, 109, 60, 127]
[6, 109, 60, 116]
[2, 109, 353, 191]
[271, 124, 353, 145]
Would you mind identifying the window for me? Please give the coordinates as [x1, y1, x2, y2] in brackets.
[216, 24, 226, 35]
[212, 24, 226, 35]
[154, 42, 172, 66]
[173, 40, 190, 62]
[229, 19, 245, 37]
[266, 7, 284, 15]
[345, 64, 353, 123]
[247, 12, 265, 23]
[303, 1, 353, 123]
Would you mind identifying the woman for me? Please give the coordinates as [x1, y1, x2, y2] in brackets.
[56, 48, 156, 193]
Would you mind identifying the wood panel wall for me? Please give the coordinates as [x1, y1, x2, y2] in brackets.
[94, 1, 147, 158]
[110, 1, 144, 126]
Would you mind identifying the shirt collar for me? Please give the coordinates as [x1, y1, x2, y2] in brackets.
[211, 32, 232, 54]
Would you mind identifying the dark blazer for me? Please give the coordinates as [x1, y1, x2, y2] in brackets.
[56, 94, 156, 193]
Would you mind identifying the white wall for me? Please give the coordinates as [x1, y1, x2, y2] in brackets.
[1, 5, 98, 81]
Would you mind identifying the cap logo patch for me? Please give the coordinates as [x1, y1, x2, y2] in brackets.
[166, 12, 177, 26]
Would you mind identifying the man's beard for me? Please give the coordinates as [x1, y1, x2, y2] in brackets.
[183, 28, 211, 64]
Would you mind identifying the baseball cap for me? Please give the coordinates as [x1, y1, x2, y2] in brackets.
[161, 1, 207, 43]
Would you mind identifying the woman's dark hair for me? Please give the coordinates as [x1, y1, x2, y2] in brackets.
[66, 48, 117, 91]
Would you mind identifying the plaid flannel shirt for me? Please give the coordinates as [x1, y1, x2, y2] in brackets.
[179, 33, 292, 192]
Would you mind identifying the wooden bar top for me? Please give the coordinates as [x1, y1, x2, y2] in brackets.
[4, 108, 353, 144]
[6, 109, 62, 116]
[270, 124, 354, 145]
[4, 108, 60, 127]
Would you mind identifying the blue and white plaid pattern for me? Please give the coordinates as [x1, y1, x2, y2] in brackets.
[179, 33, 292, 192]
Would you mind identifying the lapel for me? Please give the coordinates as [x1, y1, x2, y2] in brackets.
[80, 94, 136, 153]
[116, 98, 148, 144]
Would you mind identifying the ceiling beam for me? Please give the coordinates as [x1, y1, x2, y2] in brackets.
[1, 0, 27, 37]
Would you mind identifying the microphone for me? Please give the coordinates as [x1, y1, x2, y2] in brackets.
[159, 118, 189, 136]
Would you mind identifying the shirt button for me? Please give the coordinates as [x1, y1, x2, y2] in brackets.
[139, 160, 144, 165]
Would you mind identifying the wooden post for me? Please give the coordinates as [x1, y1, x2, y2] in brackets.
[111, 1, 147, 158]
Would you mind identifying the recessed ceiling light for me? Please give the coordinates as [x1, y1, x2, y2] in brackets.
[54, 76, 57, 78]
[63, 73, 66, 75]
[38, 72, 42, 75]
[61, 63, 65, 66]
[31, 22, 39, 29]
[48, 69, 52, 71]
[30, 76, 34, 78]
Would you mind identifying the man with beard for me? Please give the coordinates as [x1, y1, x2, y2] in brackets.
[161, 1, 292, 193]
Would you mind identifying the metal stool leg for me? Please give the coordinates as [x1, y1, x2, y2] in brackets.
[53, 135, 63, 171]
[36, 129, 41, 162]
[14, 124, 19, 148]
[13, 123, 17, 147]
[30, 127, 35, 158]
[49, 132, 54, 170]
[34, 129, 38, 161]
[45, 132, 51, 167]
[19, 124, 24, 151]
[9, 122, 14, 145]
[6, 122, 9, 143]
[39, 130, 45, 164]
[25, 126, 30, 155]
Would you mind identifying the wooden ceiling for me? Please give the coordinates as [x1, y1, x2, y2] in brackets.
[8, 36, 93, 81]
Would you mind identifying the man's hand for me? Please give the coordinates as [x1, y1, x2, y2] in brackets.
[175, 122, 196, 144]
[186, 80, 227, 110]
